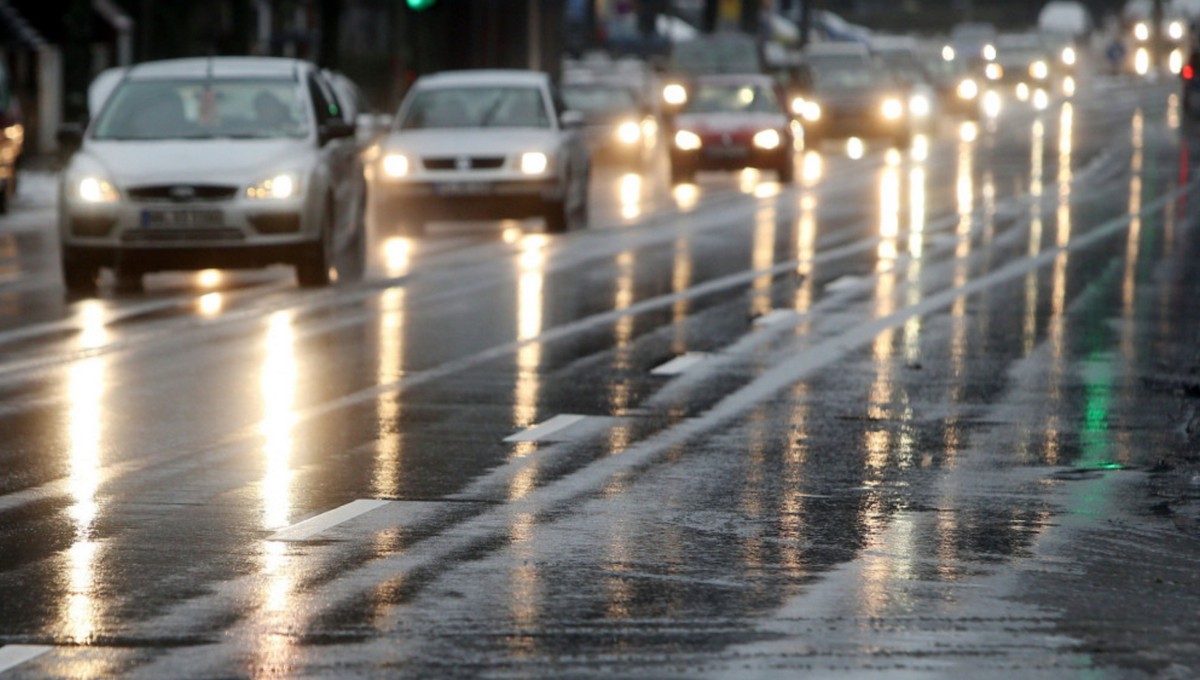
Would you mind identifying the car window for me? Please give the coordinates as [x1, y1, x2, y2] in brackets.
[400, 86, 550, 129]
[813, 67, 890, 90]
[308, 73, 342, 127]
[92, 78, 310, 140]
[683, 83, 779, 114]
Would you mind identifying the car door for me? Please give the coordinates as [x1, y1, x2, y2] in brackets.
[307, 71, 361, 244]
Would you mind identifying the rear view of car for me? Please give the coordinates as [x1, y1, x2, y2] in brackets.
[58, 57, 364, 293]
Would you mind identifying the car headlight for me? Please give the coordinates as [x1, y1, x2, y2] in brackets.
[957, 78, 979, 99]
[1134, 22, 1149, 42]
[246, 172, 301, 200]
[985, 63, 1003, 80]
[663, 83, 688, 106]
[1029, 60, 1049, 80]
[752, 129, 781, 150]
[1169, 20, 1185, 41]
[674, 129, 701, 151]
[881, 98, 904, 120]
[982, 43, 996, 61]
[1061, 46, 1077, 66]
[76, 176, 120, 203]
[616, 120, 641, 145]
[520, 151, 549, 175]
[791, 97, 806, 116]
[909, 94, 931, 117]
[801, 100, 821, 122]
[382, 153, 410, 178]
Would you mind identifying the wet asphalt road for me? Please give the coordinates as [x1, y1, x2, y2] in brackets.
[1, 73, 1200, 678]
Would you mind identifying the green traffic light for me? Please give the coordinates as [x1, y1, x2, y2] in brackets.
[406, 0, 437, 9]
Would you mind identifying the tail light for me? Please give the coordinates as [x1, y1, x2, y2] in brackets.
[1184, 64, 1195, 80]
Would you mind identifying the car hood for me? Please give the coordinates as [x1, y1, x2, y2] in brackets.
[73, 138, 317, 186]
[674, 111, 786, 132]
[383, 128, 561, 156]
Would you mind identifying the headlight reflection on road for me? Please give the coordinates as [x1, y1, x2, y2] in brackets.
[260, 310, 297, 532]
[383, 237, 412, 277]
[847, 137, 865, 160]
[617, 173, 642, 220]
[802, 150, 823, 185]
[671, 183, 699, 211]
[512, 234, 546, 455]
[63, 303, 109, 645]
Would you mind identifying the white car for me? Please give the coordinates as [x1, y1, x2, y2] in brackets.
[370, 69, 590, 235]
[59, 56, 366, 292]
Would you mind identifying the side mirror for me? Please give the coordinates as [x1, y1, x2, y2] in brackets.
[560, 110, 585, 129]
[319, 120, 356, 145]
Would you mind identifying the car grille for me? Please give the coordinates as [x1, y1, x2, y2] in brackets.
[121, 229, 245, 243]
[126, 185, 240, 202]
[422, 156, 506, 171]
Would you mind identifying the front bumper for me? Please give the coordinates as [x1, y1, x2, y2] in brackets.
[59, 195, 319, 271]
[670, 144, 788, 172]
[372, 177, 562, 223]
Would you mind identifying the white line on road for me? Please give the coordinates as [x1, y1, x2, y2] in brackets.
[269, 499, 392, 542]
[504, 414, 588, 442]
[0, 645, 52, 674]
[752, 309, 801, 328]
[651, 352, 711, 376]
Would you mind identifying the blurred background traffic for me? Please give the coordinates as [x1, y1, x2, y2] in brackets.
[0, 0, 1196, 180]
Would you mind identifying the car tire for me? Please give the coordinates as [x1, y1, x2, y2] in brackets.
[61, 249, 99, 295]
[296, 204, 334, 287]
[544, 197, 569, 234]
[777, 154, 795, 183]
[0, 179, 10, 215]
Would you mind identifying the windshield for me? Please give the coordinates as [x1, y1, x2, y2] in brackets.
[400, 86, 550, 129]
[813, 67, 890, 90]
[92, 78, 309, 141]
[670, 38, 761, 75]
[562, 86, 639, 115]
[682, 82, 779, 114]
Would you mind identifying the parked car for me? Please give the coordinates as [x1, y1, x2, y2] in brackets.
[370, 69, 591, 235]
[668, 73, 800, 184]
[58, 56, 365, 293]
[0, 61, 24, 214]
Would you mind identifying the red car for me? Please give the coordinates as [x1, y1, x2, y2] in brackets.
[668, 74, 800, 184]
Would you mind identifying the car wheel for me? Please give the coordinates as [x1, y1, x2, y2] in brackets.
[544, 197, 569, 234]
[296, 204, 334, 287]
[777, 153, 795, 183]
[61, 249, 98, 295]
[571, 167, 590, 230]
[0, 179, 10, 215]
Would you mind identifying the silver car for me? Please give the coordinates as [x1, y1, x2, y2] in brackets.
[59, 57, 365, 292]
[370, 69, 590, 235]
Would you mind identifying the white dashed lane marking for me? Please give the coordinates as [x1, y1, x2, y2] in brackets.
[651, 352, 710, 376]
[0, 645, 52, 674]
[503, 414, 588, 443]
[269, 499, 392, 542]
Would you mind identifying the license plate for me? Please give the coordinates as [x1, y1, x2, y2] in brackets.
[141, 209, 223, 228]
[433, 182, 491, 196]
[706, 146, 748, 159]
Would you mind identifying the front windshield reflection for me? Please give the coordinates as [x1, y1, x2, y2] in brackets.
[93, 79, 309, 140]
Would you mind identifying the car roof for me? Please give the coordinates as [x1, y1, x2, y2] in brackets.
[122, 57, 311, 80]
[416, 69, 550, 88]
